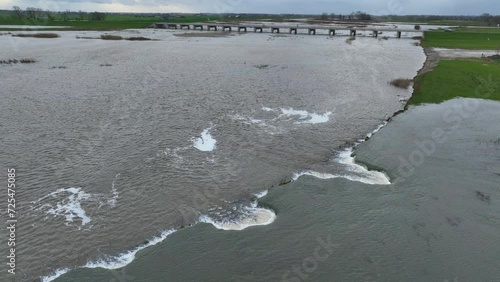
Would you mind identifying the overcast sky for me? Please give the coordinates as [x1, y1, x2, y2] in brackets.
[1, 0, 498, 15]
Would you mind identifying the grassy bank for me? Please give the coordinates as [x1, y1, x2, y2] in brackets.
[386, 17, 491, 26]
[0, 13, 161, 30]
[409, 59, 500, 105]
[422, 29, 500, 49]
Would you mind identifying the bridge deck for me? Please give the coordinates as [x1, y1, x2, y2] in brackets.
[155, 22, 420, 33]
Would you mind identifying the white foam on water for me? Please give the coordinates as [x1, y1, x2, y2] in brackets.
[254, 190, 268, 199]
[293, 147, 391, 185]
[39, 229, 176, 281]
[33, 188, 92, 226]
[200, 206, 276, 231]
[279, 107, 332, 124]
[192, 127, 217, 152]
[366, 121, 388, 139]
[262, 107, 275, 112]
[229, 114, 265, 125]
[40, 268, 71, 282]
[84, 229, 176, 269]
[107, 173, 120, 208]
[200, 190, 275, 231]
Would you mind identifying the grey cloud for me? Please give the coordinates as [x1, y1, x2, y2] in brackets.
[5, 0, 500, 14]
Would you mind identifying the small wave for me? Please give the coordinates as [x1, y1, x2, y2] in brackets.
[85, 229, 176, 269]
[293, 148, 391, 185]
[199, 191, 275, 231]
[40, 268, 71, 282]
[365, 121, 387, 139]
[192, 127, 217, 152]
[229, 113, 281, 135]
[107, 173, 120, 208]
[229, 114, 265, 125]
[32, 187, 92, 226]
[279, 107, 332, 124]
[200, 207, 276, 231]
[40, 229, 177, 281]
[254, 190, 268, 199]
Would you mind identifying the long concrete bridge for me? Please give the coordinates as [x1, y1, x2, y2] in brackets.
[152, 22, 423, 38]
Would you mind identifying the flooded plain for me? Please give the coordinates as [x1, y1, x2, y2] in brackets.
[0, 29, 426, 280]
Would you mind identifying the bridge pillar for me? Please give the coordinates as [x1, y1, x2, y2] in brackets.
[208, 25, 217, 31]
[180, 24, 190, 30]
[329, 29, 336, 36]
[397, 31, 402, 38]
[254, 27, 263, 33]
[238, 27, 247, 32]
[223, 26, 232, 31]
[167, 24, 178, 29]
[193, 25, 203, 30]
[289, 28, 297, 34]
[272, 27, 280, 33]
[308, 28, 316, 35]
[350, 29, 356, 37]
[373, 30, 378, 37]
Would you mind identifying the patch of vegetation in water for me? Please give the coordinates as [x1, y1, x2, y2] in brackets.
[0, 58, 35, 64]
[12, 32, 59, 38]
[390, 78, 413, 89]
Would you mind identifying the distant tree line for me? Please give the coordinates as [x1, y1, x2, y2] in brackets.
[11, 6, 107, 22]
[320, 11, 372, 21]
[387, 14, 500, 26]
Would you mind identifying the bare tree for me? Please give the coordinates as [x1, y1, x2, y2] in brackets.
[25, 7, 37, 20]
[61, 10, 71, 21]
[493, 16, 500, 26]
[12, 6, 23, 19]
[78, 10, 86, 21]
[480, 13, 493, 24]
[25, 7, 44, 20]
[45, 10, 54, 21]
[89, 11, 107, 21]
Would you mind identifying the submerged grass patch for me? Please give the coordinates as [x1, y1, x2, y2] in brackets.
[100, 34, 123, 40]
[345, 37, 356, 44]
[0, 58, 35, 64]
[409, 59, 500, 105]
[174, 32, 235, 38]
[126, 36, 152, 41]
[390, 78, 413, 89]
[12, 33, 60, 38]
[77, 35, 154, 41]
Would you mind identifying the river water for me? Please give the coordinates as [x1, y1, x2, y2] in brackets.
[55, 98, 500, 282]
[0, 29, 426, 281]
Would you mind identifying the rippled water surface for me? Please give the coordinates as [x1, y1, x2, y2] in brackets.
[0, 29, 424, 280]
[56, 99, 500, 282]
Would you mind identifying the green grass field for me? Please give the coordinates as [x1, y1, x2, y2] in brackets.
[453, 27, 500, 33]
[0, 13, 161, 30]
[409, 59, 500, 105]
[422, 29, 500, 50]
[385, 17, 491, 26]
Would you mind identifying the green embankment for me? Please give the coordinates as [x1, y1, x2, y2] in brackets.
[409, 59, 500, 105]
[0, 13, 161, 30]
[422, 29, 500, 49]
